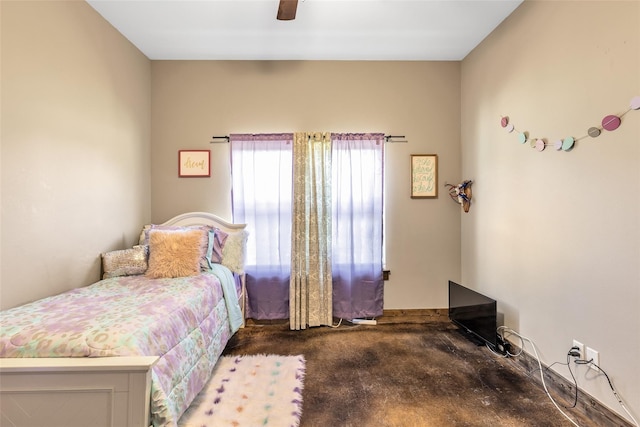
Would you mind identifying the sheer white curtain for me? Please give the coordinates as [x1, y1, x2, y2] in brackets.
[230, 133, 293, 319]
[290, 132, 333, 330]
[331, 133, 385, 319]
[230, 132, 385, 324]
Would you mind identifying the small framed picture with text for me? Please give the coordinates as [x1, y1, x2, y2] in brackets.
[178, 150, 210, 177]
[410, 154, 438, 198]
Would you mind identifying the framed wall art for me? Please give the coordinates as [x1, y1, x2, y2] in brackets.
[410, 154, 438, 198]
[178, 150, 210, 177]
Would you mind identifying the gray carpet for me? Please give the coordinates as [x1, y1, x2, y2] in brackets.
[222, 321, 602, 427]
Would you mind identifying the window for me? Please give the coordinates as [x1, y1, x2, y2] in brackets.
[231, 133, 384, 320]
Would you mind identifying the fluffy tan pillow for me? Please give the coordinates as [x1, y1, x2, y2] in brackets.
[139, 224, 214, 270]
[145, 229, 206, 279]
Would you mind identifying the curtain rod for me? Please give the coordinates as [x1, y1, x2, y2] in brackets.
[211, 136, 230, 143]
[210, 135, 407, 143]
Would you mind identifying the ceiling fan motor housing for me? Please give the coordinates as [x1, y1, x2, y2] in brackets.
[277, 0, 298, 20]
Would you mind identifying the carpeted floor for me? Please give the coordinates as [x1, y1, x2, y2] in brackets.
[222, 321, 604, 427]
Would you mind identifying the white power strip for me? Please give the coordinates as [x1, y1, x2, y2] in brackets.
[351, 318, 377, 325]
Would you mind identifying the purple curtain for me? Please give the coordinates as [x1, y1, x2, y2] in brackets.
[331, 133, 385, 319]
[230, 134, 293, 319]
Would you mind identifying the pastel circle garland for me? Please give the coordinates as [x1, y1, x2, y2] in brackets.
[500, 96, 640, 152]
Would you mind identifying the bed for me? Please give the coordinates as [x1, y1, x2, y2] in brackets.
[0, 212, 248, 427]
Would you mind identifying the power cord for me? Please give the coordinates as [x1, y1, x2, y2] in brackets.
[496, 326, 581, 427]
[567, 354, 640, 427]
[497, 326, 524, 357]
[494, 328, 639, 427]
[526, 356, 577, 408]
[564, 349, 580, 408]
[330, 318, 343, 328]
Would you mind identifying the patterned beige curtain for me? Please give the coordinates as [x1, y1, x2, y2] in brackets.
[290, 132, 333, 330]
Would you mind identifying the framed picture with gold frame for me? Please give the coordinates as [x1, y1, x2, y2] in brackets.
[410, 154, 438, 198]
[178, 150, 210, 177]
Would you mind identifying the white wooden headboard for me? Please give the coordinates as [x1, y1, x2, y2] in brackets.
[161, 211, 246, 234]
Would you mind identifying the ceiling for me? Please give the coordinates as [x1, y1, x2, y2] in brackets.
[86, 0, 523, 61]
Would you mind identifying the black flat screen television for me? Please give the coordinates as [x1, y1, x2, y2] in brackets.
[448, 280, 497, 348]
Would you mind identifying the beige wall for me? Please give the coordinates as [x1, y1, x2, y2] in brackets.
[151, 60, 463, 310]
[461, 0, 639, 421]
[1, 1, 151, 309]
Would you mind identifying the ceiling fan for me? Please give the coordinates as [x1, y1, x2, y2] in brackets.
[277, 0, 298, 20]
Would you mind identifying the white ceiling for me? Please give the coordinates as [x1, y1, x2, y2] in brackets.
[86, 0, 523, 61]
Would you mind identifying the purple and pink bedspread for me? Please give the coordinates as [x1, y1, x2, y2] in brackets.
[0, 272, 237, 426]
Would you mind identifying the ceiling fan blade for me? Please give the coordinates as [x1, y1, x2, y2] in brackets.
[277, 0, 298, 20]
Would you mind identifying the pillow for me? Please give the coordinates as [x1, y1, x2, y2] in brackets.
[140, 224, 213, 270]
[210, 228, 229, 264]
[145, 229, 207, 279]
[101, 245, 148, 279]
[138, 224, 151, 246]
[220, 229, 248, 275]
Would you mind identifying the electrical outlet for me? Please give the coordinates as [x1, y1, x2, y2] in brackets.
[586, 347, 599, 371]
[572, 340, 584, 359]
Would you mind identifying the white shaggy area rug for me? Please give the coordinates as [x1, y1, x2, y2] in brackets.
[178, 354, 306, 427]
